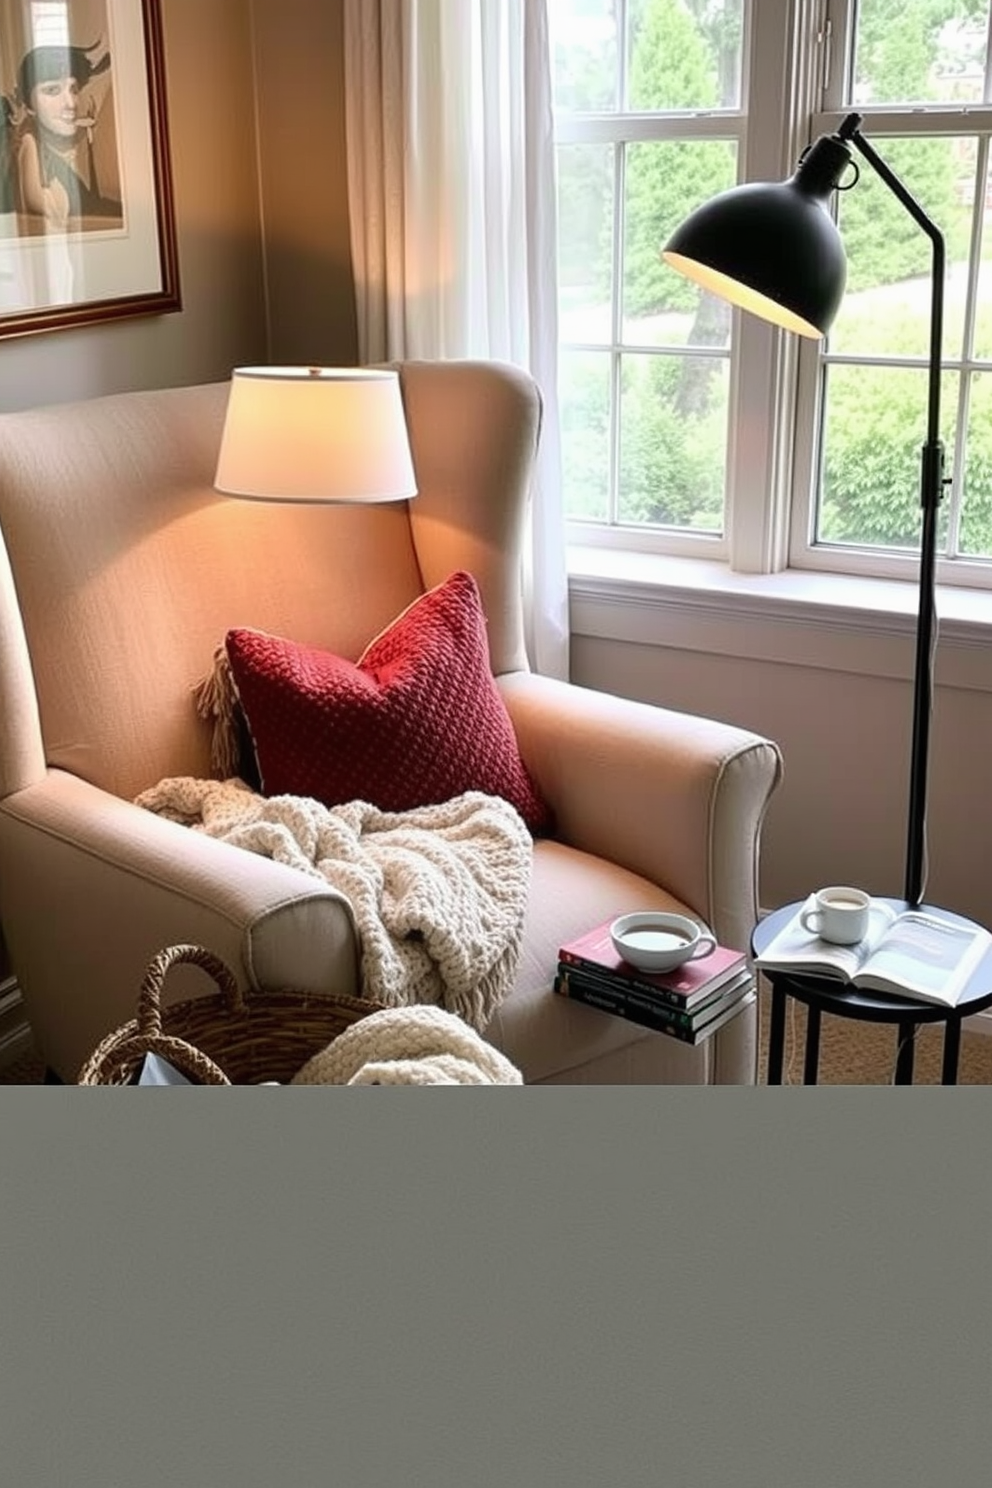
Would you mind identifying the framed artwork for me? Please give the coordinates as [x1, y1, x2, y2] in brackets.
[0, 0, 179, 339]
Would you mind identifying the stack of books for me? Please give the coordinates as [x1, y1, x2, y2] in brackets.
[554, 918, 755, 1046]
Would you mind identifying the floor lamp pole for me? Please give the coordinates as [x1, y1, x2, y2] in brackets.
[841, 117, 948, 908]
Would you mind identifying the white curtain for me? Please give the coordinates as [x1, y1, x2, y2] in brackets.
[343, 0, 569, 681]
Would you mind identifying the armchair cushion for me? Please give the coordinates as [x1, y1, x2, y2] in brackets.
[225, 569, 551, 833]
[0, 367, 782, 1084]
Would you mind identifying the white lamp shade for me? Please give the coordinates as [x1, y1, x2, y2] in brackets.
[214, 366, 418, 503]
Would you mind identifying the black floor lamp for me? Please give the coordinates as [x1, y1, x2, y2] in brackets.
[663, 111, 946, 908]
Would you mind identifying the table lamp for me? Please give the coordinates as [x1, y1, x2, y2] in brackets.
[663, 112, 946, 908]
[214, 365, 418, 505]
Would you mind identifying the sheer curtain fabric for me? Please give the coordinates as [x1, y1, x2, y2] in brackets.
[343, 0, 568, 679]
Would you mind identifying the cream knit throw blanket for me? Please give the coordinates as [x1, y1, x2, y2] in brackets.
[291, 1005, 523, 1085]
[135, 777, 532, 1029]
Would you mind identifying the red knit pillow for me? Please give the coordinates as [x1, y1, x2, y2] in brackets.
[224, 571, 551, 833]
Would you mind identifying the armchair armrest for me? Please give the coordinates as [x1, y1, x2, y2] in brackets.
[498, 672, 783, 952]
[0, 770, 358, 1079]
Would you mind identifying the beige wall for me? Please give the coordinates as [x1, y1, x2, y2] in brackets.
[0, 0, 357, 995]
[0, 0, 357, 417]
[571, 624, 992, 931]
[250, 0, 358, 364]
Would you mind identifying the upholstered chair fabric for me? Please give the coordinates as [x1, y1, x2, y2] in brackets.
[0, 361, 782, 1082]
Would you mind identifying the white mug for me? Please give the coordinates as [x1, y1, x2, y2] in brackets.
[799, 886, 871, 945]
[610, 912, 717, 973]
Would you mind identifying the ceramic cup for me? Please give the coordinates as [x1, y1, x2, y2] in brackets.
[799, 886, 871, 945]
[610, 911, 717, 974]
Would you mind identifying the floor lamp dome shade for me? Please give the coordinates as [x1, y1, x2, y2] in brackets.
[662, 132, 855, 338]
[214, 366, 418, 504]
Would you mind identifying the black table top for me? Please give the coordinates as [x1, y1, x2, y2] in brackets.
[751, 898, 992, 1023]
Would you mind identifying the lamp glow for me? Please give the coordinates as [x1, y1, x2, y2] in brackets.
[214, 366, 418, 504]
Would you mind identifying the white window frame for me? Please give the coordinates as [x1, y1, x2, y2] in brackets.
[555, 0, 822, 573]
[30, 3, 71, 46]
[790, 0, 992, 591]
[557, 0, 992, 594]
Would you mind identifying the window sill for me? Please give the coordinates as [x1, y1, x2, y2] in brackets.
[567, 546, 992, 692]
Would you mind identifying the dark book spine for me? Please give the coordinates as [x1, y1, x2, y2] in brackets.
[560, 967, 696, 1027]
[554, 971, 698, 1042]
[557, 948, 733, 1008]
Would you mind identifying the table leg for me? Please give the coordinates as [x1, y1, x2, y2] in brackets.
[767, 984, 786, 1084]
[894, 1019, 916, 1084]
[803, 1004, 821, 1084]
[941, 1017, 961, 1085]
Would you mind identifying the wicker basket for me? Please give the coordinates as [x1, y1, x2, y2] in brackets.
[78, 943, 385, 1085]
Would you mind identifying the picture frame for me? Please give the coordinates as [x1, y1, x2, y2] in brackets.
[0, 0, 179, 339]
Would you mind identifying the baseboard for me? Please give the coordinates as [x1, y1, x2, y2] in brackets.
[0, 977, 33, 1068]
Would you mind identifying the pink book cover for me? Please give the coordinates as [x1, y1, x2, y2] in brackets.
[558, 918, 746, 995]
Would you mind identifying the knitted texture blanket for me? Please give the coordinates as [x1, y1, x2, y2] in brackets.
[291, 1005, 523, 1085]
[134, 777, 532, 1029]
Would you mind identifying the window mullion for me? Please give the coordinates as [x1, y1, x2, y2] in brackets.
[728, 319, 799, 571]
[610, 141, 625, 526]
[946, 133, 991, 560]
[958, 135, 988, 364]
[727, 0, 815, 572]
[945, 375, 970, 561]
[616, 0, 629, 110]
[820, 0, 857, 114]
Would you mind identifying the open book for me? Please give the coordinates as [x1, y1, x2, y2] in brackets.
[754, 898, 992, 1008]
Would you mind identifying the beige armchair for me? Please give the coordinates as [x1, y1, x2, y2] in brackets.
[0, 360, 782, 1083]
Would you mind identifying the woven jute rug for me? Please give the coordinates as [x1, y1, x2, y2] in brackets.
[755, 986, 992, 1085]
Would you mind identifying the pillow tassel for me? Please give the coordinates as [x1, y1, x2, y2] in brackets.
[193, 644, 242, 780]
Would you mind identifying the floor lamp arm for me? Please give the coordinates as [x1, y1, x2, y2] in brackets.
[841, 116, 947, 906]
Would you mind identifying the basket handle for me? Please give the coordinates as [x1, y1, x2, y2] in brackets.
[136, 944, 246, 1037]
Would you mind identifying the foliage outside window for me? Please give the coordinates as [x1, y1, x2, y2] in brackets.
[552, 0, 992, 584]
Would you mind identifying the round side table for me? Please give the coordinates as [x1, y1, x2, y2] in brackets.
[751, 899, 992, 1085]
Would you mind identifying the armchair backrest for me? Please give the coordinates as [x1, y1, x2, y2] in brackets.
[0, 360, 541, 803]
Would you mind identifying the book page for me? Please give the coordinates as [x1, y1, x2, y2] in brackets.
[857, 913, 992, 1006]
[754, 897, 897, 978]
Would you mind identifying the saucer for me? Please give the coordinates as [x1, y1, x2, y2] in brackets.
[610, 911, 707, 974]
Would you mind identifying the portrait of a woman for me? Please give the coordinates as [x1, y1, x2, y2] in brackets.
[10, 39, 122, 233]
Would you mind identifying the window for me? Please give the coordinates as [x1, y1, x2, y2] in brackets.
[30, 3, 70, 46]
[552, 0, 992, 588]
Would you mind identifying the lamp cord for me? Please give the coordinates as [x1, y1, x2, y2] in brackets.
[782, 1007, 924, 1086]
[890, 1025, 920, 1085]
[785, 996, 798, 1085]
